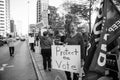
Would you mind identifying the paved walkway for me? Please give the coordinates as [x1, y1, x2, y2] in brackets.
[28, 41, 120, 80]
[28, 42, 67, 80]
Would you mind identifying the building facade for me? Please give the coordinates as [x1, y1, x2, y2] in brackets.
[10, 20, 14, 32]
[41, 0, 48, 28]
[36, 0, 49, 29]
[0, 0, 10, 37]
[36, 0, 41, 23]
[5, 0, 10, 35]
[10, 20, 16, 37]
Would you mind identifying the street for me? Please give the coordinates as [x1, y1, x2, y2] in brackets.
[0, 41, 37, 80]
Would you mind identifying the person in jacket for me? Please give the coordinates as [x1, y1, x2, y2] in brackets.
[40, 31, 53, 71]
[64, 19, 85, 80]
[7, 35, 15, 56]
[35, 35, 39, 46]
[28, 34, 35, 52]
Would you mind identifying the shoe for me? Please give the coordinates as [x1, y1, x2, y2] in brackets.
[12, 54, 14, 57]
[44, 68, 46, 70]
[44, 69, 47, 72]
[48, 68, 51, 71]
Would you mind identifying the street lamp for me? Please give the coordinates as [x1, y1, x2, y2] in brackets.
[27, 0, 30, 35]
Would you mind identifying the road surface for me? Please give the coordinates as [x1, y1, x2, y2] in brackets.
[0, 41, 37, 80]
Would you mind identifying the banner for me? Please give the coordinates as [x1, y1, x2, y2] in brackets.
[106, 0, 120, 44]
[106, 54, 118, 72]
[52, 45, 81, 73]
[89, 0, 120, 74]
[84, 0, 104, 73]
[84, 0, 120, 79]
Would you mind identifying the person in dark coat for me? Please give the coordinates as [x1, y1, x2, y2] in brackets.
[64, 20, 85, 80]
[40, 31, 53, 71]
[35, 35, 39, 46]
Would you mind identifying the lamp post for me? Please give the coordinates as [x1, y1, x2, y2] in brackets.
[27, 0, 30, 35]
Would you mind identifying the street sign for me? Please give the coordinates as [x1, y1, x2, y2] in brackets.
[36, 21, 44, 28]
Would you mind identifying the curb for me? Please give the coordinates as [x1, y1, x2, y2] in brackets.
[27, 42, 43, 80]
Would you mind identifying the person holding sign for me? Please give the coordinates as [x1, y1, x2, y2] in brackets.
[64, 16, 85, 80]
[40, 31, 53, 71]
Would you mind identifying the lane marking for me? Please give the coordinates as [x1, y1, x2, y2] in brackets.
[55, 75, 62, 80]
[6, 65, 14, 68]
[2, 64, 8, 67]
[0, 67, 4, 71]
[0, 64, 14, 71]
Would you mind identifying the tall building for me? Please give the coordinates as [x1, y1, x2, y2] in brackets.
[10, 20, 14, 32]
[41, 0, 49, 28]
[5, 0, 10, 35]
[0, 0, 10, 37]
[36, 0, 49, 29]
[10, 20, 16, 37]
[36, 0, 41, 23]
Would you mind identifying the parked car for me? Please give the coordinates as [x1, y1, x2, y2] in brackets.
[2, 38, 7, 44]
[16, 37, 19, 40]
[20, 36, 26, 41]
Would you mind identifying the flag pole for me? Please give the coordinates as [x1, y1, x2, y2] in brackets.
[89, 0, 92, 34]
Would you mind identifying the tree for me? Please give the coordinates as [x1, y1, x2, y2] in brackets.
[113, 0, 120, 11]
[61, 0, 90, 20]
[48, 6, 58, 27]
[70, 3, 89, 20]
[48, 5, 65, 34]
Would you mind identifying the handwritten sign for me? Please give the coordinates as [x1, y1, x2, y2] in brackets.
[52, 45, 81, 73]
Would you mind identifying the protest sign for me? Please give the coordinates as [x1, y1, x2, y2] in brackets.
[52, 45, 81, 73]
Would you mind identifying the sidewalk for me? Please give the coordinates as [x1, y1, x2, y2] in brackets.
[29, 42, 120, 80]
[28, 43, 67, 80]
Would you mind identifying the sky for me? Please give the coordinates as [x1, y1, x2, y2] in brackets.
[10, 0, 96, 35]
[10, 0, 64, 35]
[10, 0, 37, 35]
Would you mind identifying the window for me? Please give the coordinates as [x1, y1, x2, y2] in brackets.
[0, 20, 4, 22]
[0, 23, 4, 25]
[0, 14, 4, 15]
[0, 29, 5, 31]
[0, 26, 4, 28]
[0, 10, 4, 12]
[0, 17, 4, 18]
[0, 4, 4, 6]
[0, 7, 4, 9]
[0, 1, 4, 3]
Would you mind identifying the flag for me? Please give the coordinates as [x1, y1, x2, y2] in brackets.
[84, 0, 120, 79]
[105, 0, 120, 72]
[83, 0, 104, 73]
[89, 0, 120, 73]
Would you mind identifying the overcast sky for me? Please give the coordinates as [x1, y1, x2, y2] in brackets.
[10, 0, 89, 35]
[10, 0, 65, 35]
